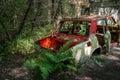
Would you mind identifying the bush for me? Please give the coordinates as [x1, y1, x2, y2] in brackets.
[6, 38, 34, 54]
[3, 24, 54, 55]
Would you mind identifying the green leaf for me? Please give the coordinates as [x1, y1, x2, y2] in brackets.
[0, 56, 3, 63]
[24, 59, 37, 69]
[67, 64, 77, 72]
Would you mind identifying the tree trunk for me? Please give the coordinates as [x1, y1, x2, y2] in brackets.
[16, 0, 33, 35]
[31, 10, 39, 32]
[0, 20, 11, 41]
[54, 0, 63, 20]
[51, 0, 55, 19]
[30, 0, 38, 32]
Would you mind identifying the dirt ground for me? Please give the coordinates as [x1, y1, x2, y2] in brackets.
[0, 46, 120, 80]
[74, 46, 120, 80]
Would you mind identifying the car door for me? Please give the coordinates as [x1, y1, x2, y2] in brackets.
[97, 19, 111, 53]
[107, 17, 120, 44]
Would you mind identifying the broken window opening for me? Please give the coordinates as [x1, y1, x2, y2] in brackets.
[59, 21, 91, 36]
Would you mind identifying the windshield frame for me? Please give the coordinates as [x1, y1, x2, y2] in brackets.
[56, 20, 91, 36]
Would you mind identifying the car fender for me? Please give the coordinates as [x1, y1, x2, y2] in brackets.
[71, 34, 100, 63]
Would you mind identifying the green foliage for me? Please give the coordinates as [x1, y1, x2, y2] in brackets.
[92, 56, 105, 67]
[0, 0, 28, 43]
[92, 56, 105, 62]
[59, 40, 72, 53]
[7, 38, 34, 54]
[1, 24, 54, 55]
[0, 1, 80, 79]
[0, 53, 6, 63]
[62, 0, 75, 17]
[0, 55, 4, 63]
[0, 0, 27, 28]
[24, 46, 77, 80]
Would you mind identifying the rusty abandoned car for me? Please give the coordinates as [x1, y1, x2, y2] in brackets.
[35, 15, 120, 63]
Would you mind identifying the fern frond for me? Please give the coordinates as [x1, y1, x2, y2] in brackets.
[59, 40, 72, 53]
[24, 42, 78, 80]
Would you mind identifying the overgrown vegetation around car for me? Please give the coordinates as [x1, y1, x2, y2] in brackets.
[0, 23, 80, 80]
[24, 42, 78, 80]
[0, 24, 54, 55]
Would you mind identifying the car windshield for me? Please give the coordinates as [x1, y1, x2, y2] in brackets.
[58, 21, 91, 36]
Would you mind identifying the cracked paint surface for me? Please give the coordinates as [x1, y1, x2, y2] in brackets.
[71, 34, 100, 63]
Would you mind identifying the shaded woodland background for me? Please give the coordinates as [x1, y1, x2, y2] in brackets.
[0, 0, 120, 54]
[0, 0, 120, 80]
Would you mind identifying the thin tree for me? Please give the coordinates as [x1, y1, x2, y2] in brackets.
[54, 0, 63, 20]
[16, 0, 33, 35]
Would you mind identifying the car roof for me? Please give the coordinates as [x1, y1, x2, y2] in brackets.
[61, 15, 107, 22]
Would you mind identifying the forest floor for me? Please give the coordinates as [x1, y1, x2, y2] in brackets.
[0, 46, 120, 80]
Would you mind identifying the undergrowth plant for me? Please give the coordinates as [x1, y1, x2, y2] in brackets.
[92, 56, 105, 67]
[24, 41, 78, 80]
[2, 24, 54, 55]
[0, 54, 4, 63]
